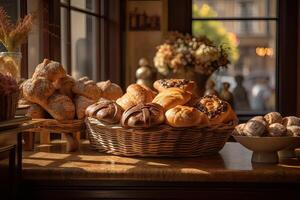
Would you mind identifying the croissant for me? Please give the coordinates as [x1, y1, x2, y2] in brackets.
[86, 98, 123, 124]
[121, 103, 164, 128]
[165, 105, 208, 128]
[152, 88, 191, 111]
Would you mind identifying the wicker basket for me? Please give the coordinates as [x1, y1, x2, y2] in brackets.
[86, 117, 236, 157]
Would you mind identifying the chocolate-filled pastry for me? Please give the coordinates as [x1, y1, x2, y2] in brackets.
[282, 116, 300, 127]
[153, 79, 195, 93]
[287, 126, 300, 136]
[243, 116, 267, 136]
[194, 95, 237, 124]
[121, 103, 164, 128]
[165, 105, 208, 128]
[267, 123, 287, 137]
[264, 112, 282, 125]
[86, 98, 123, 124]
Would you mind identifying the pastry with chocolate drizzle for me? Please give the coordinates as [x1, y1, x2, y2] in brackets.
[153, 79, 195, 93]
[194, 95, 237, 124]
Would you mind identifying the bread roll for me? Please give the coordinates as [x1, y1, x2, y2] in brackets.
[267, 123, 287, 137]
[86, 98, 123, 124]
[26, 104, 47, 119]
[44, 93, 75, 120]
[97, 80, 123, 101]
[287, 126, 300, 136]
[232, 123, 246, 136]
[264, 112, 282, 125]
[194, 95, 237, 124]
[153, 79, 195, 93]
[165, 105, 208, 128]
[152, 88, 191, 111]
[22, 78, 55, 106]
[74, 95, 96, 119]
[116, 84, 156, 110]
[121, 103, 164, 128]
[53, 75, 75, 98]
[282, 116, 300, 127]
[72, 77, 102, 101]
[33, 59, 66, 82]
[243, 117, 267, 137]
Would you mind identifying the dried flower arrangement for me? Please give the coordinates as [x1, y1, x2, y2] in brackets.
[0, 72, 18, 95]
[0, 7, 34, 52]
[153, 32, 230, 76]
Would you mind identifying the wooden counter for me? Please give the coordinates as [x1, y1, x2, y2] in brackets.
[21, 141, 300, 199]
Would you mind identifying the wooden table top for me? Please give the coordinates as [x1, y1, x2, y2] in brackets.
[22, 141, 300, 183]
[0, 118, 42, 135]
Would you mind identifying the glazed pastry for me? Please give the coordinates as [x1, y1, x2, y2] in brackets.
[194, 95, 237, 124]
[121, 103, 164, 128]
[264, 112, 282, 125]
[74, 95, 96, 119]
[232, 123, 246, 136]
[44, 93, 75, 120]
[33, 59, 66, 82]
[152, 88, 191, 111]
[243, 117, 267, 136]
[26, 104, 47, 119]
[282, 116, 300, 127]
[86, 98, 123, 124]
[97, 80, 123, 101]
[267, 123, 287, 137]
[72, 77, 102, 101]
[165, 105, 208, 128]
[22, 78, 55, 106]
[116, 84, 156, 110]
[287, 126, 300, 136]
[250, 116, 268, 127]
[153, 79, 195, 93]
[53, 75, 75, 98]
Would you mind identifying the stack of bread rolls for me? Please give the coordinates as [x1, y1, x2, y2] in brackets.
[20, 59, 123, 120]
[86, 78, 237, 128]
[233, 112, 300, 137]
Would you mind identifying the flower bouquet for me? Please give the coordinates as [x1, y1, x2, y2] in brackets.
[153, 32, 230, 95]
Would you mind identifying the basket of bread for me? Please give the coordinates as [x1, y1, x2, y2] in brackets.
[85, 79, 238, 157]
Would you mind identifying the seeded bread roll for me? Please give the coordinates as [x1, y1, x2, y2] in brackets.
[153, 79, 195, 93]
[72, 77, 102, 101]
[33, 59, 66, 82]
[22, 78, 55, 106]
[53, 75, 75, 98]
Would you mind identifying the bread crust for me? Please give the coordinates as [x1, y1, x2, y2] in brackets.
[33, 59, 66, 82]
[74, 95, 96, 119]
[72, 77, 102, 100]
[97, 80, 123, 101]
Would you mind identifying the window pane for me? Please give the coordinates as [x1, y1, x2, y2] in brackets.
[71, 11, 99, 80]
[60, 7, 68, 71]
[70, 0, 99, 14]
[192, 0, 277, 18]
[193, 20, 276, 114]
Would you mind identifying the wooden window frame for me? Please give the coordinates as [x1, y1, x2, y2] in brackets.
[168, 0, 299, 118]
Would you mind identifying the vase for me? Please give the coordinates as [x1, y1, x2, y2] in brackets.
[0, 52, 22, 80]
[0, 91, 19, 121]
[169, 68, 210, 97]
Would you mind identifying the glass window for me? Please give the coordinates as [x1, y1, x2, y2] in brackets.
[192, 0, 278, 115]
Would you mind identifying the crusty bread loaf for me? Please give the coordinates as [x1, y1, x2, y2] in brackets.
[44, 93, 75, 120]
[153, 79, 195, 93]
[97, 80, 123, 101]
[33, 59, 66, 82]
[152, 88, 191, 111]
[72, 77, 102, 100]
[165, 105, 208, 128]
[26, 104, 47, 119]
[116, 84, 156, 110]
[53, 75, 75, 98]
[22, 78, 55, 106]
[74, 95, 96, 119]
